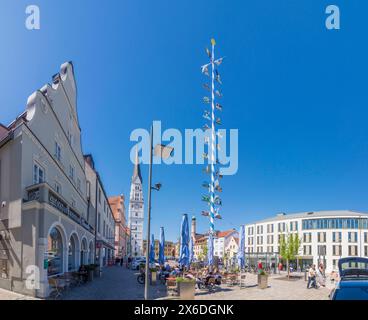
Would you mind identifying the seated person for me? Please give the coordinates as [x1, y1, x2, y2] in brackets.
[213, 268, 222, 285]
[170, 267, 181, 277]
[78, 265, 88, 282]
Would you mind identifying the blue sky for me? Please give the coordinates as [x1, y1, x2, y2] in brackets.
[1, 1, 368, 242]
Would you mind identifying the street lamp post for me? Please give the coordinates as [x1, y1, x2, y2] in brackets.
[144, 125, 154, 301]
[144, 123, 173, 300]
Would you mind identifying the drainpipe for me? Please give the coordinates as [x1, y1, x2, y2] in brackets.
[94, 175, 98, 268]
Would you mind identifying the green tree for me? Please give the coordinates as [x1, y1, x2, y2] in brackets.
[202, 244, 208, 258]
[279, 233, 301, 279]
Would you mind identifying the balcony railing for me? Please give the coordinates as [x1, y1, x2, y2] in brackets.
[25, 183, 95, 234]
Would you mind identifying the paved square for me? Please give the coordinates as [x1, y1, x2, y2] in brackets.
[194, 273, 332, 300]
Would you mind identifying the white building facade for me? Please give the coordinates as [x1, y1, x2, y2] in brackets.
[0, 62, 95, 298]
[128, 151, 144, 257]
[85, 155, 115, 267]
[213, 229, 238, 259]
[243, 210, 368, 273]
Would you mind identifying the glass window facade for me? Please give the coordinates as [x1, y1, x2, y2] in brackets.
[302, 218, 368, 230]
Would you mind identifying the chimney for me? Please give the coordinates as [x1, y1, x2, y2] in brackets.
[191, 216, 196, 239]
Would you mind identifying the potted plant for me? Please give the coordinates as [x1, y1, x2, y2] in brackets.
[257, 269, 269, 289]
[150, 267, 157, 285]
[85, 265, 95, 282]
[176, 277, 196, 300]
[92, 264, 101, 278]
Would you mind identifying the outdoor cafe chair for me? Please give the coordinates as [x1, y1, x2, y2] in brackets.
[166, 277, 178, 296]
[206, 277, 218, 292]
[48, 277, 66, 300]
[238, 272, 247, 289]
[71, 271, 84, 286]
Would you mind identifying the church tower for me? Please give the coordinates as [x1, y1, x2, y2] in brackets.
[128, 150, 144, 257]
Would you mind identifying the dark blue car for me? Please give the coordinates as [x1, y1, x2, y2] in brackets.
[330, 257, 368, 300]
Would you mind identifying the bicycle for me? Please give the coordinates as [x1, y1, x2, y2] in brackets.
[137, 272, 145, 284]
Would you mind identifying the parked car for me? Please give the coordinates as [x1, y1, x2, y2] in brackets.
[131, 257, 146, 270]
[329, 257, 368, 300]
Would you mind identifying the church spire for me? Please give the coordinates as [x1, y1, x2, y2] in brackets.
[132, 147, 143, 183]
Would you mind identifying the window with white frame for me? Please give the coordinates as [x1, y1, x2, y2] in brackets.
[267, 224, 274, 233]
[278, 222, 285, 232]
[348, 245, 358, 256]
[54, 141, 62, 161]
[303, 232, 312, 243]
[333, 245, 342, 256]
[267, 235, 273, 244]
[33, 163, 45, 184]
[257, 225, 263, 234]
[332, 232, 342, 243]
[54, 181, 62, 195]
[303, 245, 312, 255]
[257, 236, 263, 245]
[69, 165, 74, 181]
[348, 232, 358, 243]
[317, 232, 326, 243]
[290, 221, 298, 231]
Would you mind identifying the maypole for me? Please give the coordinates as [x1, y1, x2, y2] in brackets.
[201, 38, 224, 268]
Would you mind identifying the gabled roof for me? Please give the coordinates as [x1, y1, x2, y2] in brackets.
[217, 229, 237, 238]
[0, 124, 9, 142]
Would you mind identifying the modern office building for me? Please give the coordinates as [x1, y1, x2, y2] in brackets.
[243, 210, 368, 272]
[0, 62, 96, 298]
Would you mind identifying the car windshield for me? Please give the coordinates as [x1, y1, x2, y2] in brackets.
[340, 261, 368, 279]
[341, 261, 368, 271]
[334, 287, 368, 300]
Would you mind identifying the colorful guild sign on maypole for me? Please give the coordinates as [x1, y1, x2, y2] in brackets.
[200, 38, 225, 267]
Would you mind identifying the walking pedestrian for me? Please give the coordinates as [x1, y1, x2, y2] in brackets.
[127, 256, 132, 269]
[317, 263, 326, 287]
[308, 264, 317, 289]
[120, 256, 124, 267]
[306, 265, 311, 288]
[257, 260, 263, 273]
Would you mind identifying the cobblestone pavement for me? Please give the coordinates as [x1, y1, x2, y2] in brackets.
[193, 273, 333, 300]
[61, 265, 167, 300]
[0, 289, 39, 300]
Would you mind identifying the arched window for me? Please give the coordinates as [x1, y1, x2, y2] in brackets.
[81, 238, 88, 266]
[68, 234, 79, 271]
[47, 227, 64, 276]
[88, 241, 94, 264]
